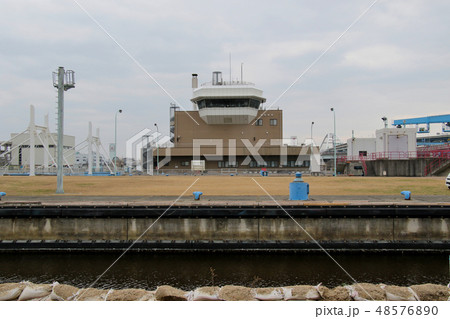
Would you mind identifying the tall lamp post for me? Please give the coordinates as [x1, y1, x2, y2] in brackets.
[330, 107, 336, 176]
[154, 123, 159, 175]
[114, 109, 122, 176]
[310, 121, 315, 163]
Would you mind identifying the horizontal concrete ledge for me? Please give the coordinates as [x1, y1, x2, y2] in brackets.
[0, 240, 449, 252]
[0, 205, 449, 218]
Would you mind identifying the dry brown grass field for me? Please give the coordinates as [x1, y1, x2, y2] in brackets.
[0, 175, 448, 196]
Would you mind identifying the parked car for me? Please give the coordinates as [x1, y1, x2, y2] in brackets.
[446, 173, 450, 189]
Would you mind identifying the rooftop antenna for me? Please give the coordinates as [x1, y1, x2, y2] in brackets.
[229, 52, 232, 82]
[241, 63, 243, 83]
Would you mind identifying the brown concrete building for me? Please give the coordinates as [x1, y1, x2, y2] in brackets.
[147, 72, 316, 172]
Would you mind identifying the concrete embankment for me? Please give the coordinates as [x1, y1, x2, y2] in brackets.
[0, 201, 449, 251]
[0, 281, 448, 301]
[0, 202, 449, 252]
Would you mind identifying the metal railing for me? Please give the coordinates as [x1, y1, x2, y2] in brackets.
[201, 80, 255, 87]
[338, 148, 450, 163]
[424, 157, 450, 176]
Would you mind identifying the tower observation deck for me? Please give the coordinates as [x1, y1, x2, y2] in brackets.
[191, 71, 266, 125]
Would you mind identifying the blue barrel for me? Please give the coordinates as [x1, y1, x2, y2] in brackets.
[289, 172, 309, 200]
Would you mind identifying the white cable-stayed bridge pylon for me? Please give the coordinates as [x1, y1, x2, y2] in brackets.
[71, 121, 114, 175]
[0, 105, 73, 176]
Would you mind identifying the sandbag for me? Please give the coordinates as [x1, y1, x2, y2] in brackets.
[139, 291, 156, 301]
[346, 283, 386, 301]
[73, 288, 109, 301]
[18, 282, 52, 301]
[106, 289, 155, 301]
[251, 287, 284, 301]
[0, 283, 26, 301]
[192, 286, 221, 301]
[283, 285, 321, 301]
[409, 284, 449, 301]
[30, 295, 53, 301]
[51, 283, 79, 301]
[318, 285, 351, 301]
[380, 285, 418, 301]
[155, 285, 189, 301]
[218, 285, 255, 301]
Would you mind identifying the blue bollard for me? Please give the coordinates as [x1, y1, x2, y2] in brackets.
[400, 191, 411, 200]
[193, 191, 203, 200]
[289, 172, 309, 200]
[0, 192, 6, 201]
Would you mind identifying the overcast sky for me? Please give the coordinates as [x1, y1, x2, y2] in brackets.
[1, 0, 449, 156]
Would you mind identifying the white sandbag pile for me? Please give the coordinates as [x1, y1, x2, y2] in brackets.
[0, 281, 448, 301]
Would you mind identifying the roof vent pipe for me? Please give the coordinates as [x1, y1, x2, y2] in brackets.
[192, 74, 198, 89]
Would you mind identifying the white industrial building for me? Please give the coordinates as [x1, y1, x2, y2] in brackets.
[347, 127, 417, 160]
[75, 151, 106, 168]
[9, 132, 75, 168]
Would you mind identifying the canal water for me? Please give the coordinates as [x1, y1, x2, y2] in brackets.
[0, 252, 448, 290]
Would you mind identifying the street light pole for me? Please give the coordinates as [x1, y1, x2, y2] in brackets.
[310, 120, 315, 160]
[114, 109, 122, 176]
[154, 123, 159, 175]
[330, 108, 336, 176]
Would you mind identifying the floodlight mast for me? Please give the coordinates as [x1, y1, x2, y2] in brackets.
[53, 67, 75, 194]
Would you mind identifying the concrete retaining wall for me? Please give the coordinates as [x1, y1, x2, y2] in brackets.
[366, 159, 433, 177]
[0, 217, 448, 242]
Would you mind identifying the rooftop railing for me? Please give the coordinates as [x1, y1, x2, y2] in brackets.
[200, 80, 255, 87]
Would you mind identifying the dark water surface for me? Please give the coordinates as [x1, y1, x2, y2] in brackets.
[0, 252, 448, 290]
